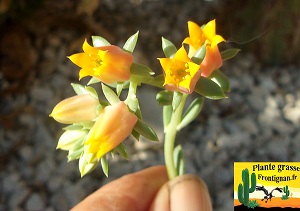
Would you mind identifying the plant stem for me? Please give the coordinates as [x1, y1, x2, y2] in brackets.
[164, 94, 187, 179]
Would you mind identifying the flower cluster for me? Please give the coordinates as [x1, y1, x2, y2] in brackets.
[159, 19, 225, 94]
[50, 20, 239, 178]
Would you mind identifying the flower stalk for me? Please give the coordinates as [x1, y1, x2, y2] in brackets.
[164, 93, 187, 179]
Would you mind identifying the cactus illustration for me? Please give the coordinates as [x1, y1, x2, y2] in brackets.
[282, 185, 290, 200]
[238, 168, 257, 206]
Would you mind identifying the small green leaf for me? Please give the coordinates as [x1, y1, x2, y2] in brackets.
[147, 74, 164, 88]
[116, 82, 124, 96]
[67, 148, 83, 161]
[130, 63, 155, 84]
[177, 97, 204, 131]
[87, 77, 101, 85]
[191, 44, 206, 64]
[101, 156, 109, 177]
[194, 77, 227, 100]
[172, 91, 183, 111]
[79, 156, 98, 177]
[156, 90, 173, 106]
[123, 31, 139, 53]
[115, 143, 128, 160]
[163, 105, 172, 132]
[173, 145, 185, 176]
[101, 83, 120, 105]
[162, 37, 177, 58]
[221, 48, 240, 61]
[134, 119, 159, 142]
[131, 129, 140, 141]
[71, 83, 88, 95]
[209, 69, 230, 92]
[92, 36, 110, 47]
[85, 86, 99, 99]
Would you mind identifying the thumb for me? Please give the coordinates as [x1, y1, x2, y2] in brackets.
[150, 174, 212, 211]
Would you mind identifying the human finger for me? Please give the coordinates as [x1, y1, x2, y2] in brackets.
[150, 174, 212, 211]
[71, 165, 168, 211]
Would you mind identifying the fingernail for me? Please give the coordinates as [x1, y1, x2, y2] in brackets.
[169, 175, 212, 211]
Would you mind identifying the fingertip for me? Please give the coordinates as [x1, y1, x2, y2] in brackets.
[169, 175, 212, 211]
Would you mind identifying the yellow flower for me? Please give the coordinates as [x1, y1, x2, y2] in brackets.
[68, 40, 134, 84]
[183, 21, 206, 55]
[50, 94, 99, 124]
[158, 47, 201, 94]
[202, 19, 225, 49]
[183, 19, 225, 57]
[85, 101, 138, 159]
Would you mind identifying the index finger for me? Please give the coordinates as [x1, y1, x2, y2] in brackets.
[71, 165, 168, 211]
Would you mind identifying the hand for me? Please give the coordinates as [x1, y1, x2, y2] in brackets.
[71, 166, 212, 211]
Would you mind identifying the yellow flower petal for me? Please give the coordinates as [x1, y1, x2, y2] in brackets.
[68, 40, 134, 84]
[85, 102, 138, 159]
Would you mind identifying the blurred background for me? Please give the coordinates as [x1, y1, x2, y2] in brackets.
[1, 0, 299, 210]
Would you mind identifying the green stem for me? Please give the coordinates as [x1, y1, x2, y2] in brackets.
[125, 81, 138, 112]
[164, 93, 187, 179]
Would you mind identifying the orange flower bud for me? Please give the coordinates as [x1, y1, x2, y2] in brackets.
[85, 101, 138, 159]
[200, 45, 223, 78]
[50, 94, 99, 124]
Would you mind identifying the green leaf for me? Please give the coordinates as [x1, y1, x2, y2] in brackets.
[147, 74, 164, 88]
[123, 31, 139, 53]
[116, 82, 124, 96]
[115, 143, 128, 160]
[162, 37, 177, 58]
[101, 156, 109, 177]
[177, 97, 204, 131]
[156, 90, 173, 106]
[92, 36, 110, 47]
[172, 91, 183, 111]
[191, 44, 206, 64]
[130, 63, 155, 84]
[173, 145, 185, 176]
[221, 48, 240, 61]
[67, 148, 83, 161]
[85, 86, 99, 99]
[194, 77, 227, 100]
[209, 69, 230, 92]
[134, 119, 159, 142]
[101, 83, 120, 105]
[163, 105, 172, 132]
[87, 77, 101, 86]
[79, 156, 98, 177]
[131, 129, 140, 141]
[71, 83, 89, 95]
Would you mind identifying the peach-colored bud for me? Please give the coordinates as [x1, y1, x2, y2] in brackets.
[85, 101, 138, 159]
[200, 45, 223, 78]
[50, 94, 99, 124]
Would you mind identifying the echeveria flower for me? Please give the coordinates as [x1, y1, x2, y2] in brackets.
[183, 21, 206, 55]
[50, 94, 99, 124]
[85, 101, 138, 159]
[158, 47, 201, 94]
[68, 40, 134, 84]
[200, 45, 223, 78]
[202, 19, 225, 49]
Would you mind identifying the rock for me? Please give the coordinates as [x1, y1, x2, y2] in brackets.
[26, 193, 45, 211]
